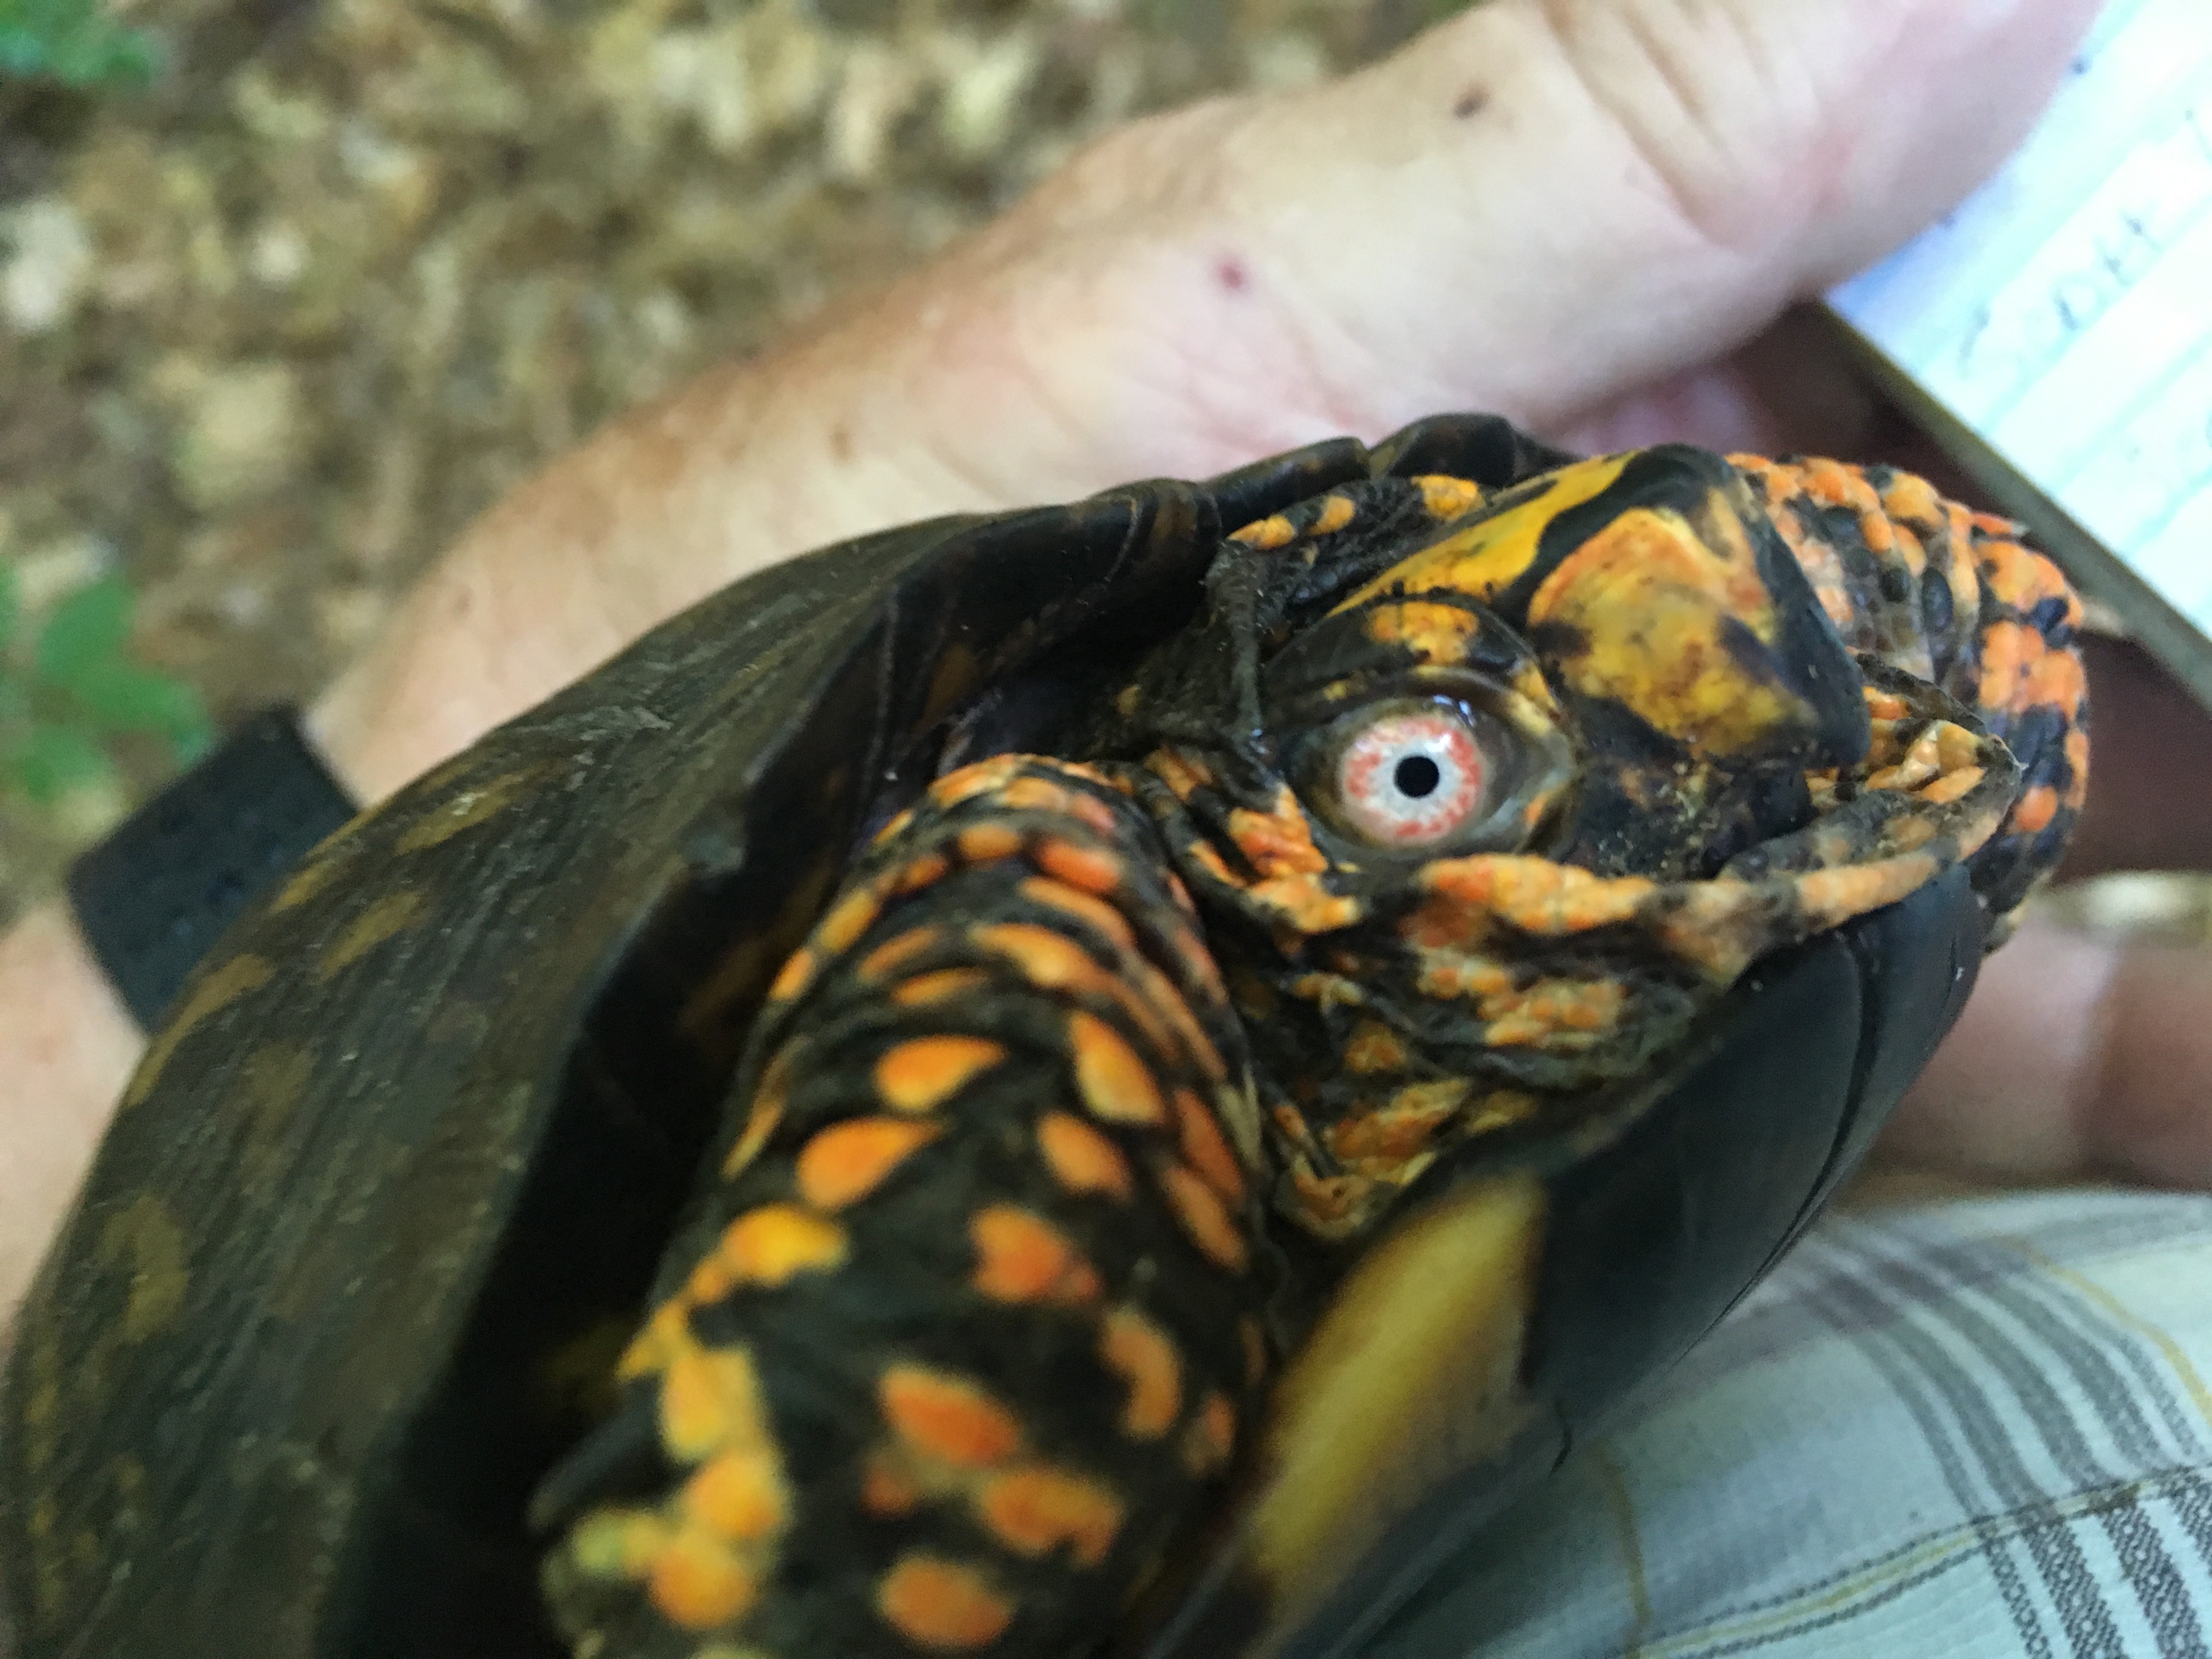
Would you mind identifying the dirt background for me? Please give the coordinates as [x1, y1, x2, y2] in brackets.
[1, 0, 2201, 942]
[0, 0, 1462, 923]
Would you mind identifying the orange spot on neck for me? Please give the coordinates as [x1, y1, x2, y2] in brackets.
[875, 1036, 1007, 1113]
[796, 1117, 941, 1209]
[881, 1365, 1023, 1466]
[970, 1205, 1102, 1305]
[877, 1555, 1016, 1651]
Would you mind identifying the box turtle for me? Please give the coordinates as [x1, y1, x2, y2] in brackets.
[0, 414, 2087, 1659]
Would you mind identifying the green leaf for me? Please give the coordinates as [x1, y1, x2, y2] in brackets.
[33, 575, 134, 692]
[63, 657, 210, 742]
[0, 0, 158, 87]
[168, 714, 214, 766]
[10, 721, 112, 804]
[0, 562, 18, 653]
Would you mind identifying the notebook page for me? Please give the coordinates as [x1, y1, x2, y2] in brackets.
[1830, 0, 2212, 628]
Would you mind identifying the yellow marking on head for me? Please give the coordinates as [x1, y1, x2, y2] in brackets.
[1413, 474, 1483, 519]
[1100, 1307, 1183, 1440]
[1916, 766, 1985, 806]
[124, 953, 274, 1108]
[1980, 537, 2080, 620]
[1325, 1080, 1469, 1169]
[978, 1465, 1126, 1566]
[1311, 494, 1357, 535]
[874, 1035, 1007, 1113]
[877, 1556, 1017, 1651]
[1476, 975, 1626, 1046]
[1342, 1019, 1409, 1075]
[1526, 503, 1803, 757]
[1792, 856, 1940, 928]
[1363, 600, 1482, 663]
[1250, 876, 1363, 934]
[1232, 514, 1299, 550]
[1337, 453, 1633, 613]
[1419, 856, 1656, 935]
[1145, 747, 1215, 801]
[970, 1205, 1103, 1305]
[1227, 787, 1329, 878]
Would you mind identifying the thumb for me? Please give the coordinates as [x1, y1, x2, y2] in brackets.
[310, 0, 2100, 801]
[844, 0, 2102, 492]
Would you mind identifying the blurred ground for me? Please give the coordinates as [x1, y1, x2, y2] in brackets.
[0, 0, 2203, 947]
[0, 0, 1444, 920]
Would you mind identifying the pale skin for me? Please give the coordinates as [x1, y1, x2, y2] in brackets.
[8, 0, 2207, 1331]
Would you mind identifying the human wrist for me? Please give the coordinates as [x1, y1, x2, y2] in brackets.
[0, 904, 142, 1328]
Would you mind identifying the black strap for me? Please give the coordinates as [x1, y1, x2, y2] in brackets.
[66, 707, 357, 1029]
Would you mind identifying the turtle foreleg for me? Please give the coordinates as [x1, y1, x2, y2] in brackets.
[537, 755, 1271, 1659]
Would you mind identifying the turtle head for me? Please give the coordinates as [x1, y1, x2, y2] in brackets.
[1099, 445, 2012, 1239]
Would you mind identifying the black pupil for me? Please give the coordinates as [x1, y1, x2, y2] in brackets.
[1393, 754, 1442, 798]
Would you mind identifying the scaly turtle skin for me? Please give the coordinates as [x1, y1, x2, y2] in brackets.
[0, 416, 2085, 1659]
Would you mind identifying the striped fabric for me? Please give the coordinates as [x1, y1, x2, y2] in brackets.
[1375, 1185, 2212, 1658]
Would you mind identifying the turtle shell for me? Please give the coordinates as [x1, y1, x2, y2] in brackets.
[0, 415, 2000, 1659]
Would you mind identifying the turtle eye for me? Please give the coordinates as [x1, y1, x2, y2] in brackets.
[1321, 701, 1492, 848]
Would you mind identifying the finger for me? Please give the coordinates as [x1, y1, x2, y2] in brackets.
[309, 0, 2103, 802]
[1881, 921, 2212, 1190]
[907, 0, 2107, 481]
[1552, 304, 1893, 458]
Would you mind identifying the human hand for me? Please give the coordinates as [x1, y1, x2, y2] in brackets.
[1, 0, 2140, 1332]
